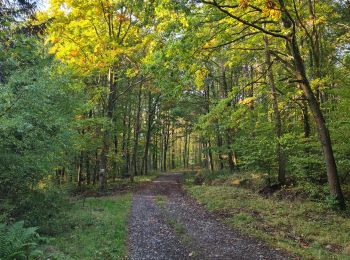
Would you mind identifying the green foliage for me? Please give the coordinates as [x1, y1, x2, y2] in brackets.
[15, 188, 70, 235]
[0, 28, 86, 223]
[0, 221, 42, 260]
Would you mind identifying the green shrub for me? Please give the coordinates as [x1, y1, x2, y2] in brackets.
[0, 221, 42, 259]
[13, 188, 70, 235]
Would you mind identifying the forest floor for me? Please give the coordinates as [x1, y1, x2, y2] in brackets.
[43, 194, 131, 259]
[184, 172, 350, 259]
[128, 172, 290, 260]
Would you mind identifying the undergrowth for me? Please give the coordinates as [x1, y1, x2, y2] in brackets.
[42, 194, 132, 259]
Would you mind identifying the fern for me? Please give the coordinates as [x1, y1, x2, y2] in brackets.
[0, 221, 42, 260]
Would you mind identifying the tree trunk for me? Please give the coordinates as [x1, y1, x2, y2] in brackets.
[264, 36, 287, 185]
[226, 133, 235, 172]
[141, 92, 159, 175]
[183, 130, 188, 168]
[112, 133, 118, 181]
[171, 126, 176, 169]
[99, 68, 116, 192]
[131, 83, 142, 179]
[278, 0, 345, 208]
[162, 119, 170, 172]
[126, 104, 132, 178]
[301, 96, 311, 138]
[93, 149, 99, 185]
[153, 134, 158, 171]
[77, 151, 84, 187]
[221, 68, 235, 173]
[86, 152, 90, 185]
[208, 139, 214, 172]
[216, 134, 224, 170]
[290, 34, 345, 208]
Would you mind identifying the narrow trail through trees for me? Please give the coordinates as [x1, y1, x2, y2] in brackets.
[128, 173, 290, 260]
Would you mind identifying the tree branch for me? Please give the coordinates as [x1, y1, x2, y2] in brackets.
[202, 0, 288, 40]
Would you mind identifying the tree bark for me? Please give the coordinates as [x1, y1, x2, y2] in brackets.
[171, 126, 176, 169]
[99, 68, 116, 191]
[291, 36, 345, 207]
[264, 36, 287, 185]
[277, 0, 345, 207]
[86, 152, 90, 185]
[221, 68, 235, 172]
[162, 118, 170, 172]
[77, 151, 84, 187]
[208, 139, 214, 172]
[183, 129, 188, 168]
[131, 83, 142, 179]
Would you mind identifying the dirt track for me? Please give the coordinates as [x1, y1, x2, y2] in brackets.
[128, 173, 290, 260]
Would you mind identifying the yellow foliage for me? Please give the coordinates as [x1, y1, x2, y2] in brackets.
[43, 0, 142, 75]
[239, 97, 255, 106]
[203, 38, 217, 49]
[69, 50, 79, 57]
[194, 68, 208, 88]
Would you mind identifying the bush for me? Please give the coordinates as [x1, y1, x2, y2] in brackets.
[13, 188, 70, 235]
[0, 221, 43, 259]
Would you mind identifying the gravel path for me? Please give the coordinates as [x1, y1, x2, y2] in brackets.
[128, 173, 291, 260]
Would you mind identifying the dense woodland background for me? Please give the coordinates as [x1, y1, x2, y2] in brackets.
[1, 0, 350, 258]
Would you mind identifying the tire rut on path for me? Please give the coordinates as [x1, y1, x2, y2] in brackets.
[128, 173, 291, 260]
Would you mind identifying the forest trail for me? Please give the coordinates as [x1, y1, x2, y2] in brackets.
[128, 173, 290, 260]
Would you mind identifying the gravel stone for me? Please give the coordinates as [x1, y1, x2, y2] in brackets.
[128, 173, 292, 260]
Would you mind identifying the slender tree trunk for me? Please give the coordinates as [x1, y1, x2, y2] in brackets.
[307, 0, 322, 102]
[163, 119, 170, 172]
[99, 68, 116, 191]
[141, 92, 159, 175]
[126, 104, 132, 178]
[221, 68, 235, 173]
[186, 133, 190, 168]
[208, 139, 214, 172]
[171, 127, 176, 169]
[86, 152, 90, 185]
[290, 29, 344, 207]
[112, 133, 118, 181]
[77, 151, 84, 187]
[301, 96, 311, 138]
[153, 134, 158, 171]
[93, 149, 99, 185]
[141, 91, 152, 175]
[183, 130, 188, 168]
[216, 134, 224, 170]
[131, 83, 142, 180]
[160, 126, 164, 171]
[55, 168, 61, 185]
[292, 40, 345, 207]
[226, 133, 235, 172]
[264, 36, 287, 185]
[276, 0, 345, 208]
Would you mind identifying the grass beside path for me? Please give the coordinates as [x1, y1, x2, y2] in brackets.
[44, 194, 132, 259]
[41, 173, 159, 259]
[185, 178, 350, 259]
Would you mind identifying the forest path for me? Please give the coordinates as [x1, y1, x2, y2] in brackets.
[127, 173, 290, 260]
